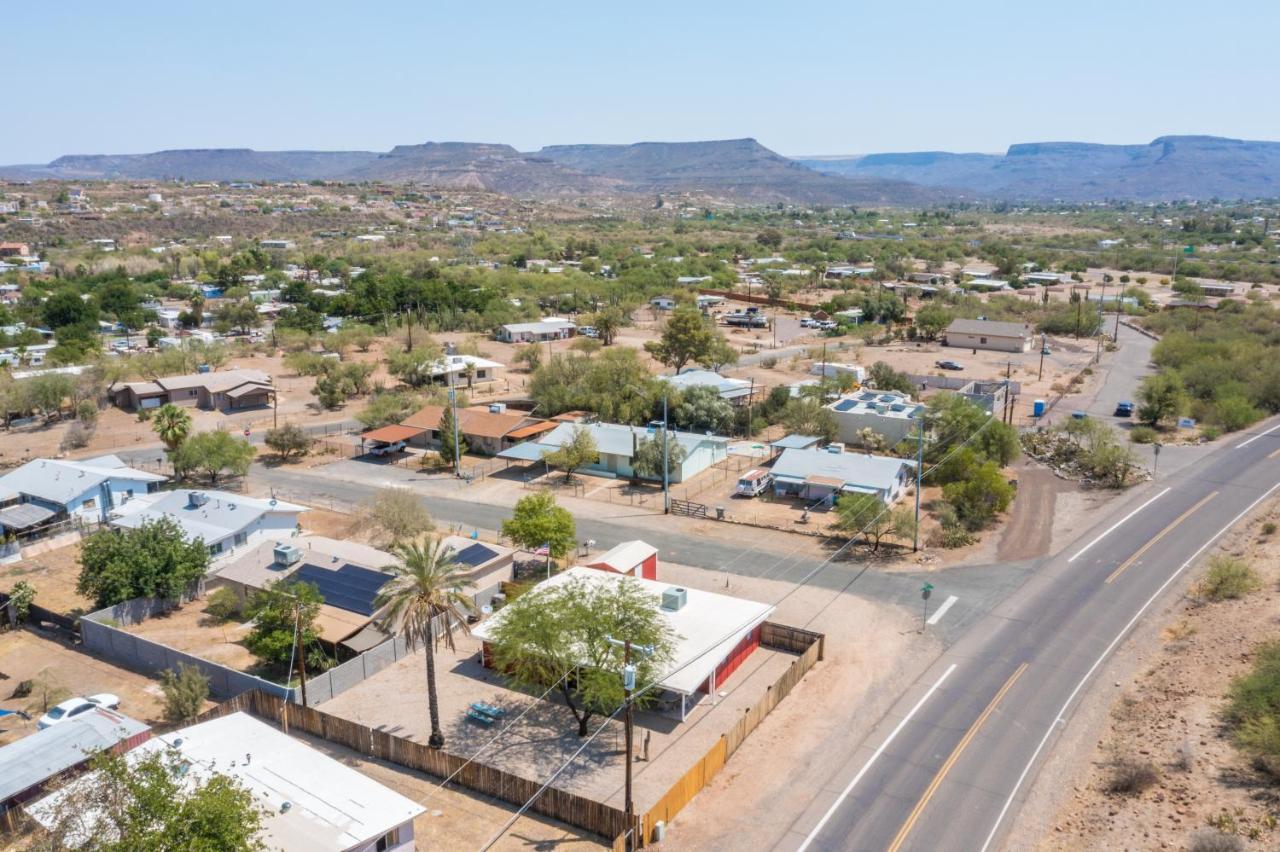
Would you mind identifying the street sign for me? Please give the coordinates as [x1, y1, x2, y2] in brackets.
[921, 582, 934, 601]
[1184, 245, 1195, 254]
[243, 428, 250, 438]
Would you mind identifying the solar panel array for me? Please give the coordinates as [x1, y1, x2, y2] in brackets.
[452, 542, 499, 567]
[292, 562, 391, 616]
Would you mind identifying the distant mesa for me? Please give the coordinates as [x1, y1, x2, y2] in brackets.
[2, 134, 1278, 203]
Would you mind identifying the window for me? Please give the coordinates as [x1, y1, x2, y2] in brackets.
[979, 337, 988, 344]
[233, 531, 248, 547]
[375, 828, 400, 851]
[82, 497, 97, 510]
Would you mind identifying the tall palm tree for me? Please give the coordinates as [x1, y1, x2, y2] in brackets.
[152, 403, 192, 452]
[376, 540, 476, 748]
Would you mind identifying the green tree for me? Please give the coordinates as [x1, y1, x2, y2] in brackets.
[360, 487, 433, 547]
[437, 404, 467, 471]
[867, 361, 916, 395]
[486, 575, 676, 736]
[375, 539, 476, 748]
[644, 306, 716, 372]
[160, 663, 210, 723]
[502, 491, 576, 558]
[263, 423, 312, 461]
[356, 390, 421, 430]
[151, 403, 192, 451]
[780, 397, 838, 442]
[35, 745, 265, 851]
[243, 579, 324, 670]
[213, 300, 261, 336]
[913, 304, 954, 340]
[77, 518, 210, 608]
[387, 342, 444, 388]
[512, 343, 542, 372]
[942, 461, 1015, 529]
[835, 492, 913, 551]
[170, 430, 256, 484]
[8, 580, 35, 623]
[542, 425, 599, 481]
[591, 306, 625, 346]
[1137, 372, 1187, 427]
[671, 384, 734, 434]
[632, 434, 686, 480]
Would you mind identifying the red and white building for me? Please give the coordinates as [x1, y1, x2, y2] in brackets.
[473, 565, 774, 720]
[585, 540, 658, 580]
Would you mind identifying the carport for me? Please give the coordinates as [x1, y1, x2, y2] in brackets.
[359, 424, 424, 454]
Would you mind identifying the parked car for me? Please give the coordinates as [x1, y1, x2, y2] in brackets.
[799, 318, 818, 328]
[369, 440, 406, 457]
[1114, 401, 1134, 417]
[578, 326, 599, 338]
[816, 320, 838, 331]
[37, 694, 121, 729]
[935, 360, 964, 371]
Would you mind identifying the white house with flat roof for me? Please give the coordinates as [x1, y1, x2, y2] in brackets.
[662, 368, 753, 404]
[0, 455, 165, 536]
[498, 421, 729, 483]
[109, 489, 304, 560]
[27, 712, 424, 851]
[495, 317, 576, 343]
[826, 390, 924, 447]
[770, 447, 915, 506]
[473, 566, 774, 720]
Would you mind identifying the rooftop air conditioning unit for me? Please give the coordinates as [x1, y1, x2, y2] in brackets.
[273, 544, 302, 567]
[489, 403, 506, 414]
[187, 491, 209, 509]
[661, 587, 688, 612]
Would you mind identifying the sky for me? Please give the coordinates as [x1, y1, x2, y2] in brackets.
[8, 0, 1280, 163]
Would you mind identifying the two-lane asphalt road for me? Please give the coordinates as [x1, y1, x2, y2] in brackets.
[785, 419, 1280, 852]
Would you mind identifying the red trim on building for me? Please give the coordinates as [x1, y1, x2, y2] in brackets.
[700, 624, 761, 693]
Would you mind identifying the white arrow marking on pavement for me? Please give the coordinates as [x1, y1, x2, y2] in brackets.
[926, 595, 958, 625]
[796, 663, 957, 852]
[1068, 487, 1170, 563]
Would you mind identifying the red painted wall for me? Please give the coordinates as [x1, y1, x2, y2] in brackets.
[700, 625, 761, 693]
[641, 554, 658, 580]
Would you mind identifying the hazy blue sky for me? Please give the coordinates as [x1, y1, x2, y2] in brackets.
[9, 0, 1279, 163]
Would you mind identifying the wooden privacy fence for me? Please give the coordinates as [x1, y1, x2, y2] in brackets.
[639, 622, 825, 845]
[195, 689, 630, 842]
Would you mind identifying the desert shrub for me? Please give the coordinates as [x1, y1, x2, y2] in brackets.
[1129, 426, 1157, 444]
[1188, 830, 1244, 852]
[60, 421, 94, 451]
[75, 400, 98, 424]
[1200, 425, 1221, 441]
[8, 580, 36, 622]
[1262, 522, 1277, 536]
[760, 356, 778, 369]
[1199, 556, 1261, 601]
[1225, 640, 1280, 778]
[1105, 755, 1159, 795]
[160, 663, 209, 723]
[1174, 738, 1195, 771]
[204, 587, 242, 622]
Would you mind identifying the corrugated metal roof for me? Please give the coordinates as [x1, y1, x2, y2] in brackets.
[0, 503, 56, 529]
[361, 424, 424, 444]
[771, 448, 914, 497]
[0, 457, 165, 507]
[946, 318, 1030, 339]
[0, 709, 150, 802]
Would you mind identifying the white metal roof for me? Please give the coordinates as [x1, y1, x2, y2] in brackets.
[110, 490, 304, 544]
[0, 456, 165, 507]
[473, 566, 774, 696]
[26, 712, 424, 851]
[771, 448, 915, 498]
[0, 709, 150, 802]
[588, 540, 657, 574]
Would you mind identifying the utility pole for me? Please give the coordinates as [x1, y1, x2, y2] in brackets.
[746, 377, 755, 439]
[448, 383, 462, 478]
[294, 602, 308, 707]
[623, 639, 635, 850]
[1037, 333, 1046, 381]
[913, 414, 923, 552]
[1113, 302, 1122, 341]
[662, 393, 670, 514]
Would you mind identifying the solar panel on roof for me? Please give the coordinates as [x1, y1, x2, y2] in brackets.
[453, 542, 498, 567]
[292, 563, 391, 616]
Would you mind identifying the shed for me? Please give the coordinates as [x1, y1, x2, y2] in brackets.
[586, 540, 658, 580]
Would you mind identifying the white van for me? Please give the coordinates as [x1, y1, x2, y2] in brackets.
[736, 469, 773, 497]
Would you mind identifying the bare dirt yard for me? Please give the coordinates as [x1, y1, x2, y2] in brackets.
[1019, 499, 1280, 852]
[291, 729, 605, 851]
[124, 598, 261, 672]
[0, 541, 93, 615]
[0, 630, 172, 746]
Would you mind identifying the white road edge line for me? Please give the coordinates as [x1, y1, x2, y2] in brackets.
[926, 596, 959, 625]
[1236, 422, 1280, 449]
[796, 663, 958, 852]
[1068, 487, 1171, 563]
[979, 479, 1280, 852]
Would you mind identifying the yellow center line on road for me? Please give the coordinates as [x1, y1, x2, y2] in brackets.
[886, 662, 1029, 852]
[1104, 491, 1219, 584]
[1268, 447, 1280, 460]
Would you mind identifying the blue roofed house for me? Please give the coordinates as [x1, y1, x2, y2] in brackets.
[770, 447, 916, 507]
[499, 421, 729, 483]
[109, 489, 305, 562]
[0, 455, 166, 538]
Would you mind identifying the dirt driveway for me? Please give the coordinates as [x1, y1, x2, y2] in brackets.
[997, 463, 1078, 562]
